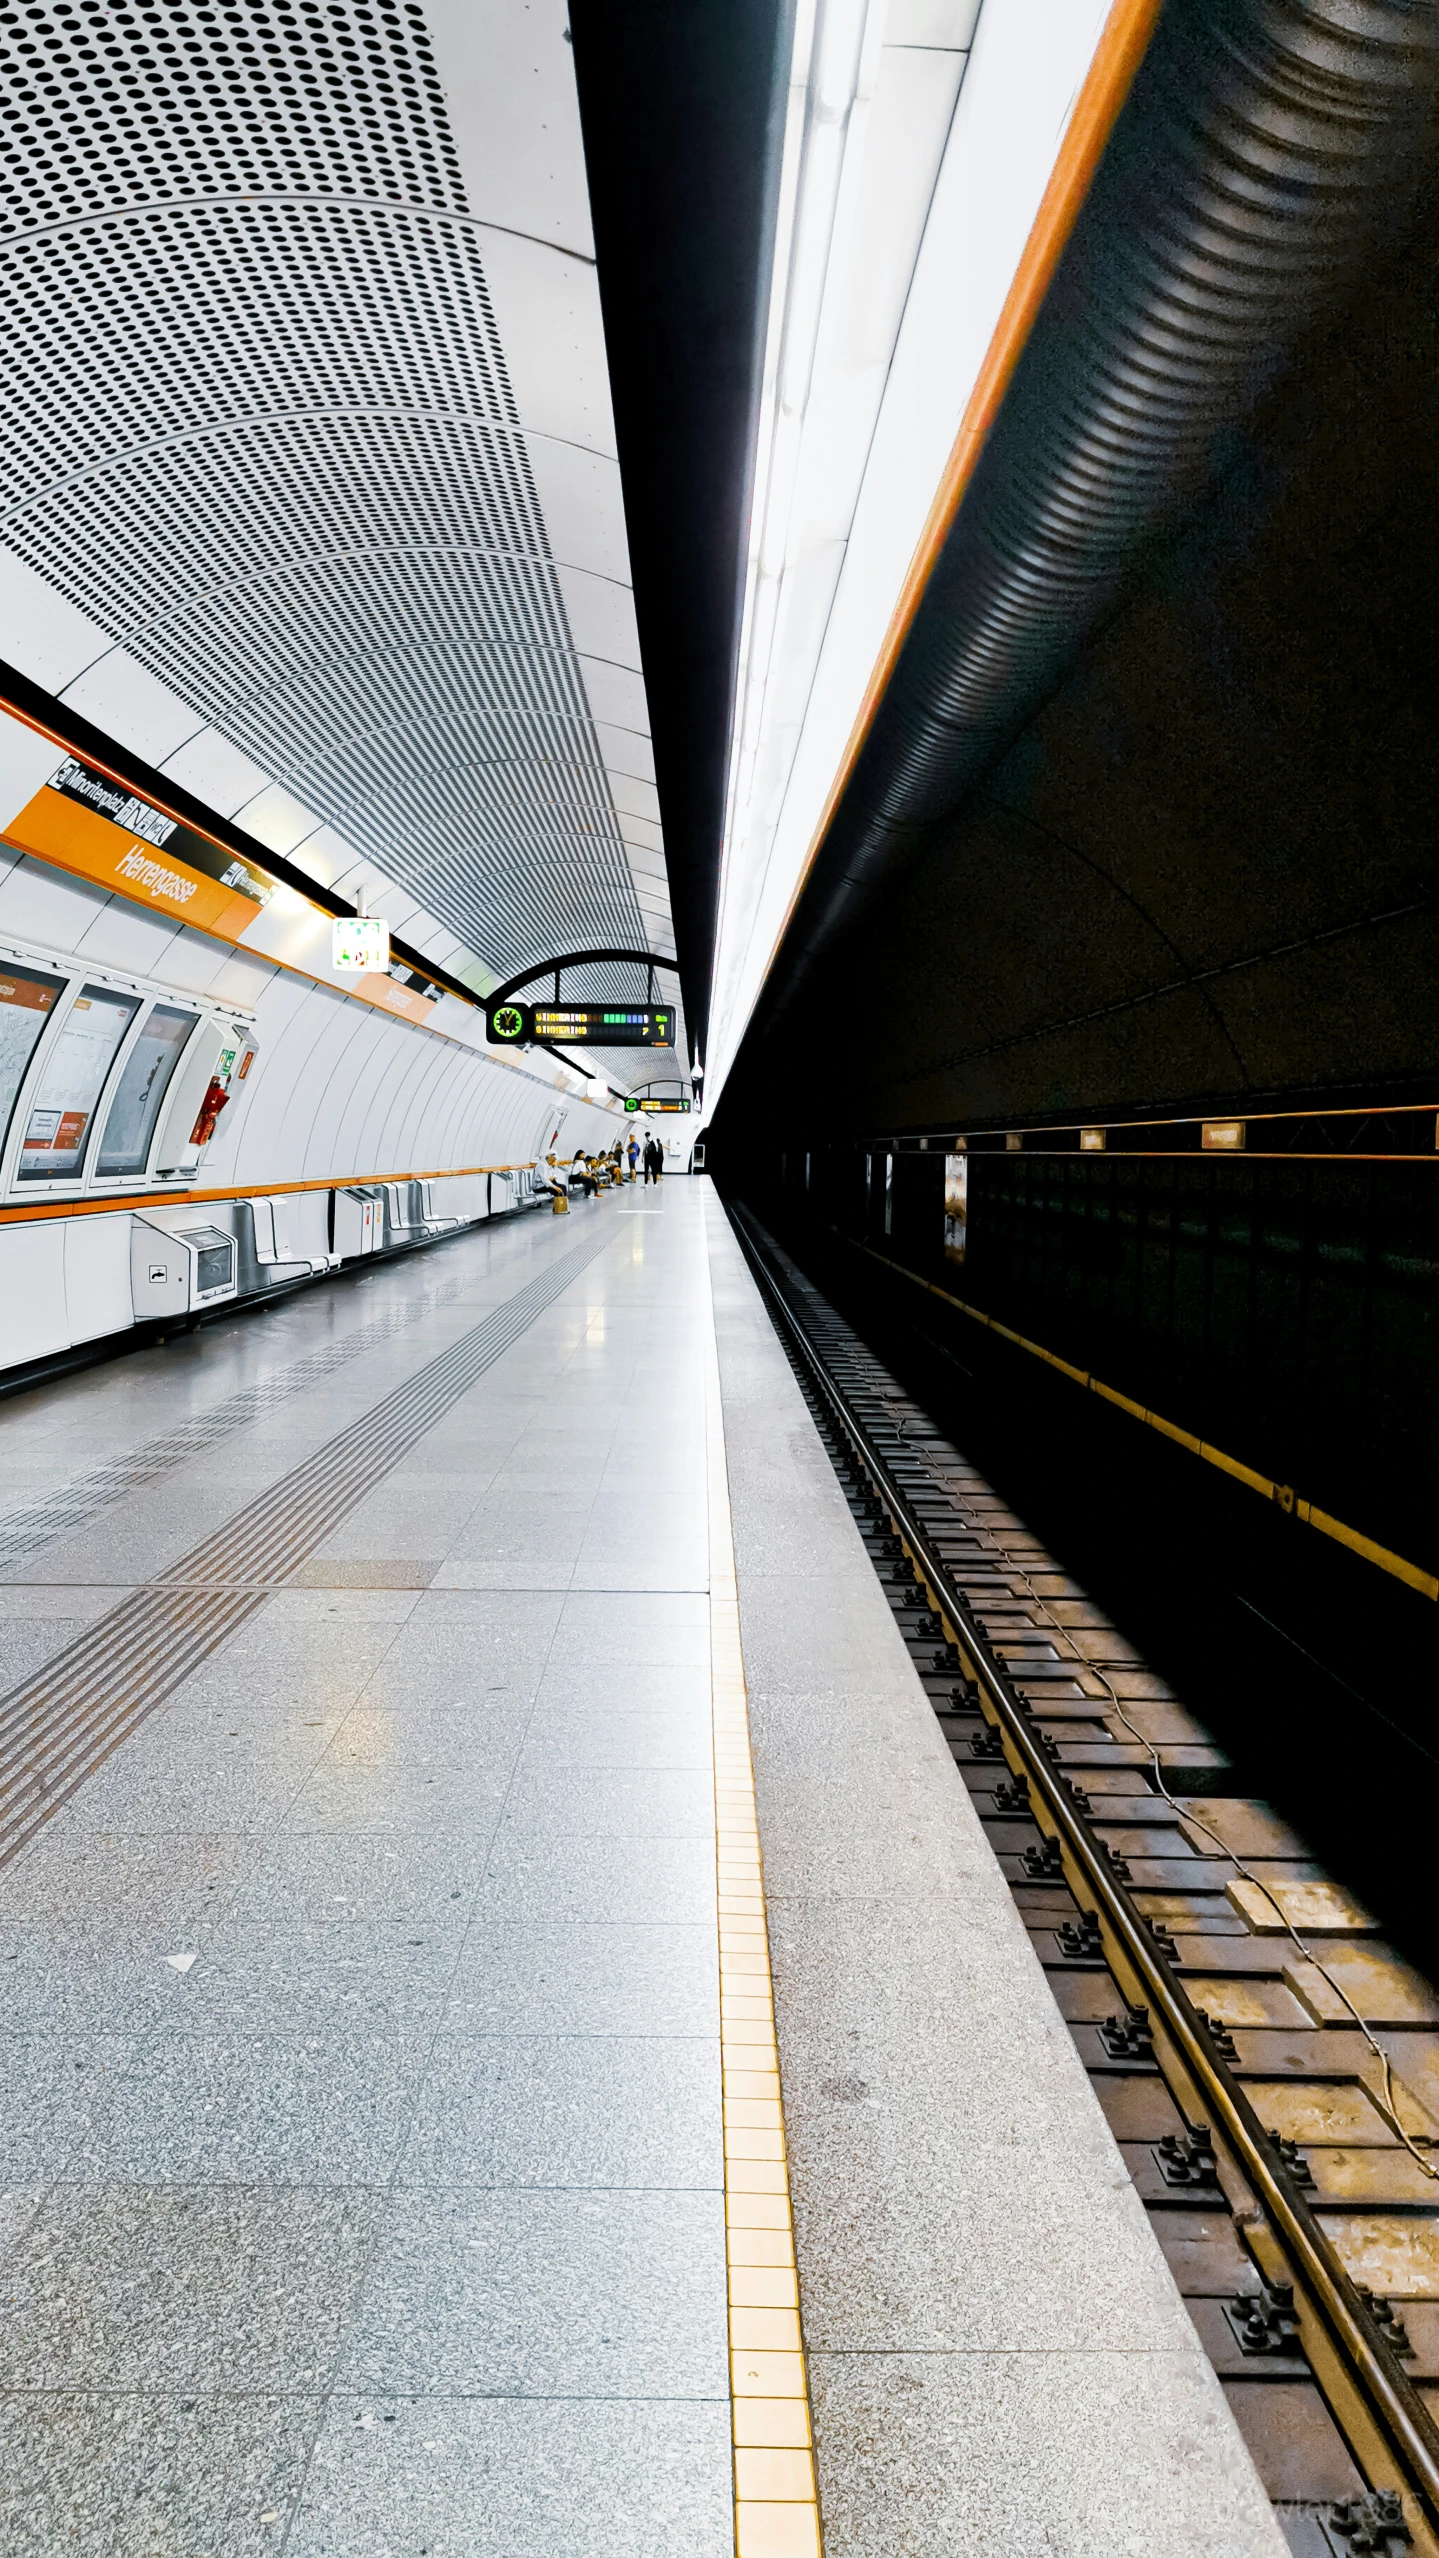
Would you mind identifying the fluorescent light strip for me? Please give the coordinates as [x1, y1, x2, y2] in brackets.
[707, 0, 1142, 1105]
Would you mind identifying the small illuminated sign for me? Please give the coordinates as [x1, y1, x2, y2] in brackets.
[1201, 1119, 1246, 1151]
[332, 916, 389, 973]
[626, 1096, 691, 1113]
[944, 1154, 967, 1263]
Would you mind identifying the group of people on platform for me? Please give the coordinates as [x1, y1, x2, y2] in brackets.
[539, 1128, 665, 1211]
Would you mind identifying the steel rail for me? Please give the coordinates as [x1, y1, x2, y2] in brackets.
[728, 1202, 1439, 2531]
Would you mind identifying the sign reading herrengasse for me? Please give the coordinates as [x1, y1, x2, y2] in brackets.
[0, 735, 445, 1030]
[37, 760, 274, 926]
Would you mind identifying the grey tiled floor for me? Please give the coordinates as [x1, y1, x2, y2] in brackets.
[0, 1186, 729, 2556]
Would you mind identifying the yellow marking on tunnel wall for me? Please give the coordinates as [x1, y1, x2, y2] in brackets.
[704, 1204, 823, 2558]
[856, 1241, 1439, 1603]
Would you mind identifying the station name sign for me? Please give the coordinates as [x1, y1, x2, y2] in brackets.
[487, 1001, 674, 1048]
[9, 754, 276, 940]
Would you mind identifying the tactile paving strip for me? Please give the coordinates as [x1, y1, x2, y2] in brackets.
[0, 1262, 483, 1575]
[0, 1215, 618, 1868]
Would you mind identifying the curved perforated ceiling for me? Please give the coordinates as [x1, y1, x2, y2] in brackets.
[0, 0, 669, 997]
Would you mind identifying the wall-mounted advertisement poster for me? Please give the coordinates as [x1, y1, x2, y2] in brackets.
[18, 984, 139, 1180]
[944, 1152, 968, 1263]
[0, 965, 65, 1154]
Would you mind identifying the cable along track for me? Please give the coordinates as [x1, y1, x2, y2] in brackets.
[730, 1203, 1439, 2558]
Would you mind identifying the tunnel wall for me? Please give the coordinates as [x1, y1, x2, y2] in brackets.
[713, 188, 1439, 1599]
[746, 204, 1439, 1133]
[743, 1140, 1438, 1584]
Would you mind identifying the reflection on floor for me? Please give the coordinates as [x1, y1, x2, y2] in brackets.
[0, 1181, 732, 2555]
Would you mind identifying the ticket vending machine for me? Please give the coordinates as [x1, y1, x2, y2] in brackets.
[130, 1212, 239, 1322]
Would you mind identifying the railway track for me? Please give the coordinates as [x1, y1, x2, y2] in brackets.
[730, 1202, 1439, 2558]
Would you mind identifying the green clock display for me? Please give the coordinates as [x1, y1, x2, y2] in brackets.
[492, 1004, 525, 1040]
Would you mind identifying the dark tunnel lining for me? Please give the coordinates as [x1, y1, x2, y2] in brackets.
[570, 0, 795, 1065]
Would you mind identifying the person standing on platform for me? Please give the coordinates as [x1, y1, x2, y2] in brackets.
[643, 1134, 662, 1186]
[627, 1131, 640, 1181]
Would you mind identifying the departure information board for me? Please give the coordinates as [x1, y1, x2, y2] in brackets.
[487, 1001, 674, 1048]
[625, 1096, 691, 1113]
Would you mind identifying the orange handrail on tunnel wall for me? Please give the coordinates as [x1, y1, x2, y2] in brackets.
[757, 0, 1163, 996]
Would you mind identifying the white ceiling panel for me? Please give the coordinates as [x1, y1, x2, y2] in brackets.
[596, 725, 656, 784]
[231, 784, 324, 858]
[619, 814, 666, 855]
[0, 714, 64, 828]
[285, 825, 353, 893]
[59, 651, 202, 768]
[525, 438, 634, 586]
[709, 0, 1110, 1095]
[610, 776, 663, 826]
[0, 545, 110, 695]
[478, 229, 618, 459]
[421, 0, 594, 255]
[157, 726, 271, 819]
[886, 0, 984, 41]
[0, 0, 676, 1053]
[578, 658, 651, 734]
[555, 566, 644, 673]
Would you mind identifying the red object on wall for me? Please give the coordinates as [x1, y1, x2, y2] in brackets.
[190, 1079, 231, 1147]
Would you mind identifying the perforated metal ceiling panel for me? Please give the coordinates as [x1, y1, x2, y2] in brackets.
[0, 0, 671, 993]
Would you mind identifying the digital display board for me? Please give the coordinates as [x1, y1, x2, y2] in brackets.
[624, 1096, 691, 1113]
[96, 1003, 198, 1175]
[487, 1001, 673, 1048]
[0, 965, 65, 1158]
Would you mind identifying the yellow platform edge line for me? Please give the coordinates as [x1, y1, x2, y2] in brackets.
[703, 1200, 824, 2558]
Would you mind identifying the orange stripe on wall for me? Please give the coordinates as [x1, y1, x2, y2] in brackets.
[0, 1165, 542, 1228]
[756, 0, 1162, 995]
[0, 696, 476, 1038]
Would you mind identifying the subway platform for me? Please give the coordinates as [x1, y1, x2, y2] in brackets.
[0, 1178, 1283, 2554]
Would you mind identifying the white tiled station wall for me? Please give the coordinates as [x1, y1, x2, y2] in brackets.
[0, 840, 618, 1374]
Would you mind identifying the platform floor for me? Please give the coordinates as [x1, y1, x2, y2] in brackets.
[0, 1181, 1283, 2553]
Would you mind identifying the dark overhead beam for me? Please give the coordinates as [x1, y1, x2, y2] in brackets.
[570, 0, 795, 1064]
